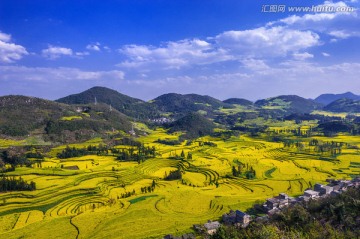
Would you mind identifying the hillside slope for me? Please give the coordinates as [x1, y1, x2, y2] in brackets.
[255, 95, 323, 114]
[324, 98, 360, 113]
[0, 95, 131, 140]
[315, 92, 360, 105]
[223, 98, 253, 106]
[56, 86, 159, 119]
[151, 93, 232, 117]
[167, 113, 216, 139]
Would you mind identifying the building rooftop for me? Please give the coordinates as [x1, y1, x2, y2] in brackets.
[204, 221, 221, 230]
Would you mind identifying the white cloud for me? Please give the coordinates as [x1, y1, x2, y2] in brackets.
[117, 26, 320, 70]
[293, 52, 314, 60]
[42, 46, 73, 59]
[241, 59, 270, 71]
[75, 51, 90, 58]
[328, 30, 360, 39]
[267, 1, 360, 41]
[0, 31, 28, 63]
[215, 26, 320, 58]
[0, 66, 124, 81]
[329, 30, 351, 38]
[322, 52, 331, 57]
[118, 38, 233, 69]
[86, 42, 101, 51]
[270, 1, 356, 26]
[0, 32, 11, 42]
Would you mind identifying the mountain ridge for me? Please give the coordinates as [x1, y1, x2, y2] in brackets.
[314, 92, 360, 105]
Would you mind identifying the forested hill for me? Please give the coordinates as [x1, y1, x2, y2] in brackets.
[0, 95, 132, 141]
[0, 95, 69, 136]
[324, 98, 360, 113]
[167, 113, 216, 140]
[56, 86, 159, 119]
[315, 92, 360, 105]
[223, 98, 253, 106]
[255, 95, 323, 114]
[150, 93, 233, 117]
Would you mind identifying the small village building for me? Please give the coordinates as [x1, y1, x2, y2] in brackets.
[222, 210, 251, 226]
[279, 193, 290, 200]
[265, 198, 280, 210]
[304, 190, 320, 198]
[314, 184, 333, 195]
[297, 196, 310, 202]
[235, 210, 251, 226]
[328, 183, 341, 191]
[203, 221, 221, 235]
[330, 190, 341, 197]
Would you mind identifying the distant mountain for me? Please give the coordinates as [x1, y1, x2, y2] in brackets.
[0, 95, 131, 140]
[315, 92, 360, 105]
[324, 98, 360, 113]
[255, 95, 323, 114]
[151, 93, 232, 117]
[223, 98, 253, 106]
[56, 86, 159, 119]
[167, 113, 216, 139]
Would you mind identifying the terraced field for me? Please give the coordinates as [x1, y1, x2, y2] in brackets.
[0, 131, 359, 238]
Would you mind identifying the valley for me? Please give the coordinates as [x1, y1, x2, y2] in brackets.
[0, 87, 360, 238]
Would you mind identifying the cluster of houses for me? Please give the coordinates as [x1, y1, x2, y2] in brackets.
[149, 117, 174, 124]
[191, 210, 252, 236]
[163, 177, 360, 238]
[262, 177, 360, 215]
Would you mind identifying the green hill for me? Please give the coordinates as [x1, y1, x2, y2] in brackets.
[324, 98, 360, 113]
[56, 86, 159, 119]
[315, 92, 360, 105]
[151, 93, 232, 117]
[223, 98, 253, 106]
[255, 95, 323, 114]
[0, 95, 131, 141]
[167, 113, 216, 139]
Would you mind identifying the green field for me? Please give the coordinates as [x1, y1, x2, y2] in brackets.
[0, 128, 360, 238]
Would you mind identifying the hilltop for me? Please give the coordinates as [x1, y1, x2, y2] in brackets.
[56, 86, 159, 119]
[255, 95, 323, 114]
[315, 92, 360, 105]
[167, 112, 216, 139]
[0, 95, 131, 141]
[150, 93, 232, 118]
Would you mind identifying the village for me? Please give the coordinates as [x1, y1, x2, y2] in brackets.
[163, 177, 360, 239]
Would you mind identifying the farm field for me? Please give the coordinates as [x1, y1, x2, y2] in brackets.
[0, 129, 360, 238]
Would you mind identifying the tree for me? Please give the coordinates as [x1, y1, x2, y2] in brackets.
[180, 150, 185, 158]
[187, 152, 192, 160]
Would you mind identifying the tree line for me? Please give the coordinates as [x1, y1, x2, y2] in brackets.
[0, 176, 36, 192]
[57, 144, 156, 164]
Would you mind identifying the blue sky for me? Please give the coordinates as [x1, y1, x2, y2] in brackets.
[0, 0, 359, 101]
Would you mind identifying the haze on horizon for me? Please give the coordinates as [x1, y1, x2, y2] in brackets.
[0, 0, 359, 101]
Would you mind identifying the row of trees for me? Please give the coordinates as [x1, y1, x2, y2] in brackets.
[57, 144, 156, 163]
[115, 145, 156, 163]
[120, 180, 156, 198]
[0, 176, 36, 192]
[283, 139, 344, 156]
[141, 180, 156, 193]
